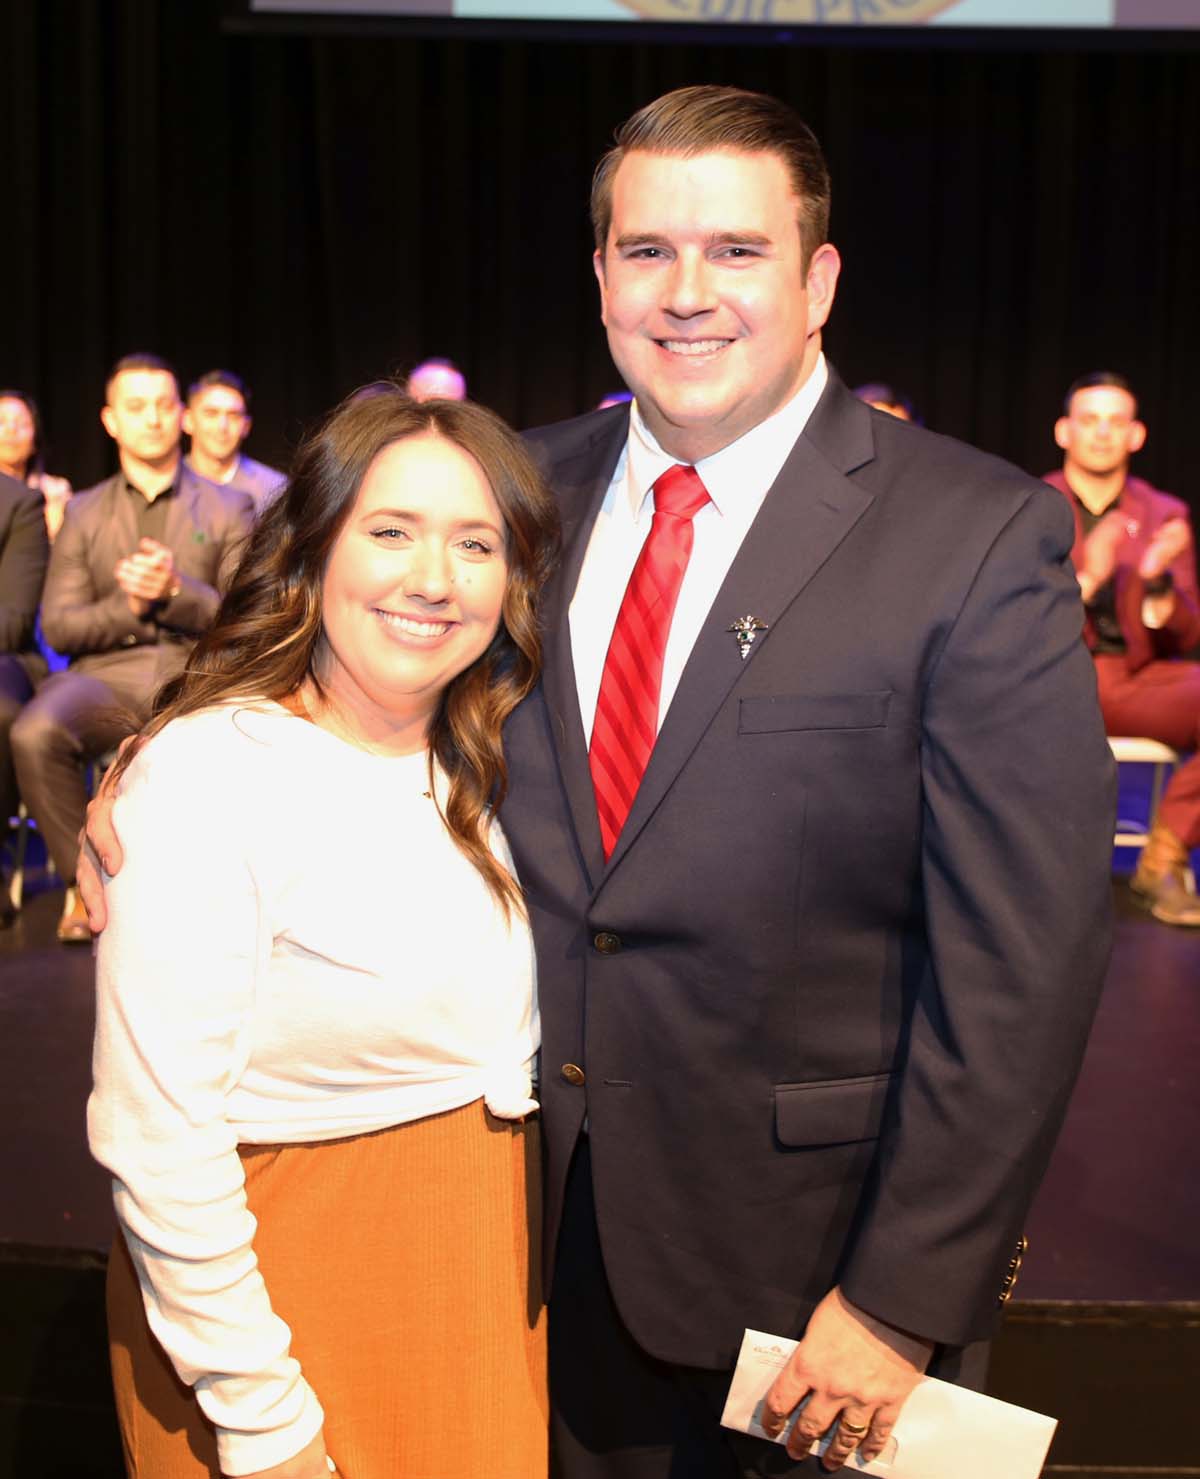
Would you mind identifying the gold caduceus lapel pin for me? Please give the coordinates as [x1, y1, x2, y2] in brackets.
[727, 615, 768, 661]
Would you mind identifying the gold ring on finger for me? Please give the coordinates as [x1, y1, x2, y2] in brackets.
[840, 1420, 870, 1436]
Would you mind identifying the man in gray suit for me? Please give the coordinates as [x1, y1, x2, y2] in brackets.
[12, 354, 252, 941]
[183, 369, 286, 513]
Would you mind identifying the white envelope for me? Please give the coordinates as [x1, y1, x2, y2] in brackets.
[721, 1328, 1056, 1479]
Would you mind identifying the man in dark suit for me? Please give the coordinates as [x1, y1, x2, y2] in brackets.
[0, 471, 50, 922]
[13, 354, 252, 942]
[498, 87, 1114, 1476]
[81, 89, 1114, 1477]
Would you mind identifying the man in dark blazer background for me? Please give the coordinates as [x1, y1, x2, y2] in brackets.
[13, 354, 252, 942]
[500, 87, 1115, 1476]
[0, 470, 49, 923]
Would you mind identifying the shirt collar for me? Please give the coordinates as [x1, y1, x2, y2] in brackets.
[123, 466, 181, 503]
[624, 354, 829, 522]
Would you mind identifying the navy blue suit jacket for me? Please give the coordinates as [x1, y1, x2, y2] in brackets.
[502, 372, 1114, 1370]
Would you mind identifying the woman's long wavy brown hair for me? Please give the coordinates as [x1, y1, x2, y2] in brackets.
[108, 385, 560, 914]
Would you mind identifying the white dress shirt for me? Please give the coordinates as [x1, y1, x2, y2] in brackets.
[570, 356, 829, 742]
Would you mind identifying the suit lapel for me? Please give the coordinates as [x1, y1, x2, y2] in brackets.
[162, 467, 199, 554]
[539, 412, 630, 889]
[603, 379, 878, 876]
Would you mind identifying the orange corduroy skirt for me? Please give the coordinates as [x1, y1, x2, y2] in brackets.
[106, 1099, 548, 1479]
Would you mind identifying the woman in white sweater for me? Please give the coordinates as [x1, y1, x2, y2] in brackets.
[88, 387, 559, 1479]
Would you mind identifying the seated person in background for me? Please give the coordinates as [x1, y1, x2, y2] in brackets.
[11, 353, 253, 943]
[0, 470, 50, 923]
[0, 389, 74, 541]
[405, 355, 467, 402]
[1044, 371, 1200, 928]
[853, 380, 918, 422]
[183, 368, 286, 513]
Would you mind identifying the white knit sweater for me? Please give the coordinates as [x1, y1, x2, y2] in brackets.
[88, 701, 538, 1475]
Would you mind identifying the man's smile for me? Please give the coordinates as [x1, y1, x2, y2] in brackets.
[657, 338, 733, 357]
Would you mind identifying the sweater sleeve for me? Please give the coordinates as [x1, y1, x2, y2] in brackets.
[87, 718, 325, 1476]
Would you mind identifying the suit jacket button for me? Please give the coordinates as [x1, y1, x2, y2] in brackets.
[593, 931, 621, 954]
[561, 1063, 586, 1086]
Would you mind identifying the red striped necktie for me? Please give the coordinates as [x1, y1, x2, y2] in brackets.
[589, 463, 711, 860]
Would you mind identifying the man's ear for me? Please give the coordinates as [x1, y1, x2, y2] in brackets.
[1054, 416, 1071, 451]
[181, 408, 195, 437]
[1128, 420, 1147, 454]
[100, 405, 118, 441]
[593, 248, 609, 327]
[804, 243, 841, 334]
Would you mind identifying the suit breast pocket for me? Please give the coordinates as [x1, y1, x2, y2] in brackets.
[738, 691, 892, 735]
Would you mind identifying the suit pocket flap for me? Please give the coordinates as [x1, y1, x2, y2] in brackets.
[774, 1072, 893, 1147]
[739, 692, 892, 734]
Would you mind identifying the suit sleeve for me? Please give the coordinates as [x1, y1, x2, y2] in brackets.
[838, 484, 1116, 1347]
[0, 483, 50, 653]
[1147, 513, 1200, 654]
[40, 499, 158, 656]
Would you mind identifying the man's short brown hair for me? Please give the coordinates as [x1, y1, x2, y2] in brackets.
[590, 85, 831, 269]
[105, 352, 180, 404]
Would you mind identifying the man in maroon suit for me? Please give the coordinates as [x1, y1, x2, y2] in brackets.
[1044, 372, 1200, 926]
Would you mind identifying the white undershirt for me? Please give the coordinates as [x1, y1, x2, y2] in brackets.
[570, 356, 829, 742]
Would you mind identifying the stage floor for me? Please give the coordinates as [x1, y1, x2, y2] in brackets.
[1, 867, 1197, 1302]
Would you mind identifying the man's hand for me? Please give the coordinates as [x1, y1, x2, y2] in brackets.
[115, 537, 180, 616]
[1076, 509, 1128, 604]
[77, 739, 135, 933]
[760, 1286, 933, 1471]
[1138, 516, 1192, 580]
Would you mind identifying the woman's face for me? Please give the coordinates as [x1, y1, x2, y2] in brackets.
[317, 430, 509, 746]
[0, 398, 36, 477]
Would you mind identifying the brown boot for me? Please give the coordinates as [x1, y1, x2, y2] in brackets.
[1131, 825, 1200, 927]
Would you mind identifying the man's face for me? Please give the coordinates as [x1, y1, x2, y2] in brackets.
[593, 148, 840, 463]
[101, 370, 183, 465]
[1055, 386, 1145, 478]
[184, 385, 251, 464]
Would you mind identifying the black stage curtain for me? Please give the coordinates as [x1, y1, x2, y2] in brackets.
[4, 3, 1198, 513]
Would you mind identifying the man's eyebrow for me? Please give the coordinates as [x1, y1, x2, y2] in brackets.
[707, 231, 773, 247]
[613, 232, 673, 250]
